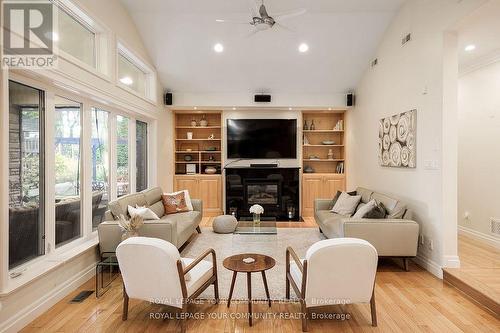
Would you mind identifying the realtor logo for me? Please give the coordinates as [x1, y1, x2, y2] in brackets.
[2, 1, 58, 68]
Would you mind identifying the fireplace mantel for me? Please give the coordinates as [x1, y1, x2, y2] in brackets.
[225, 167, 300, 221]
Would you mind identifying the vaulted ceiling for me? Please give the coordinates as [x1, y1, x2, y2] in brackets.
[121, 0, 406, 95]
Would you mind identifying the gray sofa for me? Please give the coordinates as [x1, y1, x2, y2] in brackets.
[98, 187, 202, 256]
[314, 187, 419, 267]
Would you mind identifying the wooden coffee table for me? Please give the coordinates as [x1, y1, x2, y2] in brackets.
[223, 253, 276, 326]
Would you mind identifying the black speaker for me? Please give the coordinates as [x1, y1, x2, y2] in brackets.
[164, 92, 173, 105]
[254, 94, 272, 103]
[346, 93, 355, 107]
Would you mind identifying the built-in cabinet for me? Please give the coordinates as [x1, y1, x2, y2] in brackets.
[172, 110, 224, 216]
[301, 110, 347, 217]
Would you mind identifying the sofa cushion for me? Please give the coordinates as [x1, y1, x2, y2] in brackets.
[331, 192, 362, 217]
[315, 211, 348, 238]
[162, 192, 190, 215]
[141, 187, 163, 206]
[356, 187, 374, 204]
[108, 193, 147, 219]
[364, 201, 387, 219]
[387, 202, 406, 219]
[371, 192, 406, 218]
[149, 201, 165, 218]
[353, 199, 377, 218]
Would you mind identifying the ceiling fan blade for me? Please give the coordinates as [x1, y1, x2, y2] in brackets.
[274, 8, 307, 21]
[275, 22, 296, 33]
[215, 19, 250, 25]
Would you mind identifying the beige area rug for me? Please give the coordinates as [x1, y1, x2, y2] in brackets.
[181, 227, 325, 301]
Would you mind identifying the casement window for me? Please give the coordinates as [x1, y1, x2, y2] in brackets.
[136, 120, 148, 192]
[8, 81, 45, 269]
[117, 43, 156, 102]
[116, 116, 130, 198]
[91, 108, 110, 230]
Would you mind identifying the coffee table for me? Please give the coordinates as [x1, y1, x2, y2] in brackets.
[223, 253, 276, 326]
[233, 221, 277, 235]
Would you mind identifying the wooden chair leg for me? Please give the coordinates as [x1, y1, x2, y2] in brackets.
[214, 277, 220, 304]
[301, 300, 308, 332]
[122, 285, 129, 321]
[196, 226, 202, 234]
[285, 276, 290, 300]
[370, 290, 377, 327]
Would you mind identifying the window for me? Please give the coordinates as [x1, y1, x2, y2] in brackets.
[117, 43, 156, 101]
[91, 109, 110, 229]
[136, 120, 148, 192]
[57, 7, 96, 68]
[116, 116, 130, 197]
[8, 81, 45, 269]
[54, 97, 82, 247]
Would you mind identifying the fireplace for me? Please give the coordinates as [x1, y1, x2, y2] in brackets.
[225, 167, 300, 221]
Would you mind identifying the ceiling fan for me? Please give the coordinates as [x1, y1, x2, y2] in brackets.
[216, 0, 306, 35]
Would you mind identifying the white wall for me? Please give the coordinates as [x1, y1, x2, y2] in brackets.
[458, 60, 500, 244]
[346, 0, 485, 277]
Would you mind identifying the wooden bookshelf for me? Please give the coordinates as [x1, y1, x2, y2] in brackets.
[301, 110, 347, 216]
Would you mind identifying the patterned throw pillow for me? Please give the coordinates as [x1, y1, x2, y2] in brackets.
[364, 201, 387, 219]
[161, 192, 189, 215]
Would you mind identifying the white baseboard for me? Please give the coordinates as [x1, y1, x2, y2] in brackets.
[0, 263, 96, 333]
[442, 255, 460, 269]
[413, 254, 443, 279]
[458, 225, 500, 249]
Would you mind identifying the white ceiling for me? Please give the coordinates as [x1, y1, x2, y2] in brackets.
[120, 0, 406, 95]
[458, 0, 500, 72]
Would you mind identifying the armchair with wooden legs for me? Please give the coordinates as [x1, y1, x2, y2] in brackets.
[286, 238, 378, 332]
[116, 237, 219, 333]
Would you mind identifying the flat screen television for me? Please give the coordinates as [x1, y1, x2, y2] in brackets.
[227, 119, 297, 159]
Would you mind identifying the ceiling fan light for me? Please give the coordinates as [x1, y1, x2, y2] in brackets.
[299, 43, 309, 53]
[213, 43, 224, 53]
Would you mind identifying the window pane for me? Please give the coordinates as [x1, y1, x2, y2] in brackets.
[92, 109, 109, 229]
[117, 116, 129, 197]
[136, 120, 148, 192]
[58, 7, 96, 68]
[55, 97, 82, 247]
[9, 81, 45, 268]
[118, 54, 146, 95]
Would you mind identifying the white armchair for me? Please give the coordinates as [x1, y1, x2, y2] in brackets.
[286, 238, 378, 331]
[116, 237, 219, 333]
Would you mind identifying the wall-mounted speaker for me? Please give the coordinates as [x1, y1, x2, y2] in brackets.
[346, 93, 355, 107]
[254, 94, 272, 103]
[164, 92, 173, 105]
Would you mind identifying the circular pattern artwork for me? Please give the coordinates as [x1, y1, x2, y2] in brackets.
[379, 110, 416, 168]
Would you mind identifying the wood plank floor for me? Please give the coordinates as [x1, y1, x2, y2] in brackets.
[443, 233, 500, 316]
[22, 219, 500, 332]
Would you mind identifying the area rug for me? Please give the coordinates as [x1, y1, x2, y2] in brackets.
[181, 227, 325, 301]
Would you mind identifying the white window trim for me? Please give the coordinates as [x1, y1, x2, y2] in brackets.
[116, 41, 157, 104]
[52, 0, 112, 80]
[1, 73, 154, 294]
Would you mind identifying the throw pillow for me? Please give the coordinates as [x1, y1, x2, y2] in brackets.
[163, 190, 193, 211]
[328, 190, 357, 210]
[127, 205, 160, 220]
[331, 192, 362, 217]
[364, 201, 387, 219]
[352, 199, 377, 218]
[162, 192, 190, 215]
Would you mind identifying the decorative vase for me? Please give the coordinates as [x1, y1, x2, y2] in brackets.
[327, 149, 334, 160]
[191, 119, 197, 127]
[184, 155, 193, 161]
[253, 213, 261, 224]
[121, 230, 139, 241]
[204, 166, 217, 174]
[200, 115, 208, 127]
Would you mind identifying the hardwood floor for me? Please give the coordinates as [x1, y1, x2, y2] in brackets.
[443, 233, 500, 316]
[22, 219, 500, 332]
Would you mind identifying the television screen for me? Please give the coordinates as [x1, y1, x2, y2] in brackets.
[227, 119, 297, 159]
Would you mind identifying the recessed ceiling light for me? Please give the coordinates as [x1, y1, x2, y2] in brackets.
[465, 44, 476, 52]
[328, 108, 332, 111]
[298, 43, 309, 53]
[194, 107, 197, 110]
[120, 77, 133, 85]
[288, 107, 293, 110]
[232, 107, 236, 110]
[214, 43, 224, 53]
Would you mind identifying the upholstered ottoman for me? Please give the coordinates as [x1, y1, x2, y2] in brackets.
[213, 215, 238, 234]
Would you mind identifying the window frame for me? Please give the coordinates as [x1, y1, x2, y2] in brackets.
[1, 74, 153, 294]
[116, 41, 157, 104]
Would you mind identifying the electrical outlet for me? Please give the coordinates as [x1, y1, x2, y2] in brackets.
[419, 234, 424, 245]
[464, 211, 470, 222]
[428, 239, 434, 251]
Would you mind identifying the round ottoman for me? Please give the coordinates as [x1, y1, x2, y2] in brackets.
[213, 215, 238, 234]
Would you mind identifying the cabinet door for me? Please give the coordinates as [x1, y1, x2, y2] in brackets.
[199, 176, 222, 216]
[302, 175, 324, 217]
[174, 177, 200, 199]
[323, 175, 346, 198]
